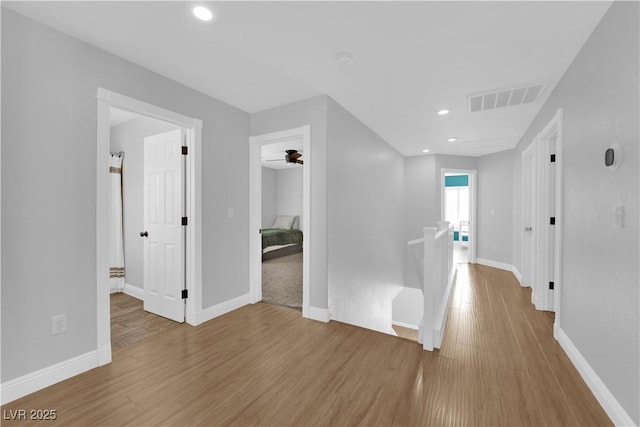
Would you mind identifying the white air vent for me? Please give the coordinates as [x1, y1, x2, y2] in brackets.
[468, 84, 545, 112]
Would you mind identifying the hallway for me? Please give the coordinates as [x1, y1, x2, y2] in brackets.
[1, 265, 611, 426]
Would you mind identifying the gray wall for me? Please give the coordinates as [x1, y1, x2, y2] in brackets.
[326, 98, 405, 331]
[261, 167, 277, 228]
[511, 2, 639, 422]
[403, 154, 477, 288]
[250, 96, 329, 310]
[476, 150, 514, 265]
[110, 116, 179, 290]
[1, 9, 249, 382]
[277, 168, 303, 229]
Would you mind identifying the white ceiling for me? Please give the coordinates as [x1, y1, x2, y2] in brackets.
[110, 107, 139, 127]
[5, 1, 612, 157]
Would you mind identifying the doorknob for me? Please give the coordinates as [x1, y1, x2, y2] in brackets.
[140, 231, 149, 237]
[524, 227, 533, 232]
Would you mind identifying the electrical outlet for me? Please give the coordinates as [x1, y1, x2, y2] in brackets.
[51, 314, 67, 335]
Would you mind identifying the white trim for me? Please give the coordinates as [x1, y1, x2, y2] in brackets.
[476, 257, 514, 272]
[511, 265, 523, 285]
[96, 88, 203, 368]
[475, 258, 525, 284]
[0, 351, 98, 405]
[440, 168, 477, 263]
[556, 327, 636, 427]
[392, 321, 419, 330]
[123, 283, 144, 300]
[249, 126, 313, 317]
[307, 306, 331, 323]
[196, 293, 252, 325]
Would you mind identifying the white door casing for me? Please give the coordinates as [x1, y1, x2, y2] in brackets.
[143, 129, 186, 322]
[440, 169, 477, 263]
[522, 141, 538, 300]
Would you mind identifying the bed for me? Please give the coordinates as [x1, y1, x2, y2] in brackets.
[262, 215, 303, 261]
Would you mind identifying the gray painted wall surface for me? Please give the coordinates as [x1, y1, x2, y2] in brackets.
[250, 96, 329, 309]
[511, 2, 639, 422]
[1, 10, 249, 382]
[110, 117, 179, 290]
[277, 168, 303, 229]
[261, 167, 277, 228]
[403, 155, 477, 288]
[326, 98, 405, 332]
[476, 150, 514, 265]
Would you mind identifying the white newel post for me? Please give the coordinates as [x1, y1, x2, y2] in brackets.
[422, 226, 437, 351]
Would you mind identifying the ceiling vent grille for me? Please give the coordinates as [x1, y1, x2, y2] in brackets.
[468, 84, 545, 112]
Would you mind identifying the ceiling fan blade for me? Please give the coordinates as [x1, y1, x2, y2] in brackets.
[290, 152, 302, 160]
[296, 159, 304, 165]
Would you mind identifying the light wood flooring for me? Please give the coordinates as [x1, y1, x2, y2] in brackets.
[110, 292, 185, 352]
[2, 264, 611, 426]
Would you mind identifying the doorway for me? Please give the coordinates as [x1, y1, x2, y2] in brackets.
[249, 126, 311, 317]
[97, 88, 203, 366]
[441, 169, 477, 264]
[522, 109, 563, 316]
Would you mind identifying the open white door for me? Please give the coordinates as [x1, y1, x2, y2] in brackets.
[142, 129, 186, 322]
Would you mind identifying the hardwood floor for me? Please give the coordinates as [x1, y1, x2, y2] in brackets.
[2, 264, 611, 426]
[110, 292, 184, 352]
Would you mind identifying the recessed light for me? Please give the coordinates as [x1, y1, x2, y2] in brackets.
[447, 137, 458, 143]
[422, 149, 430, 153]
[193, 6, 213, 21]
[437, 109, 451, 116]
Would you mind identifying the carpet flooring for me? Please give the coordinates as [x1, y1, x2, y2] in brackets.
[262, 252, 302, 309]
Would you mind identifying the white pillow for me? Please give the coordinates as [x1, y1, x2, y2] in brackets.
[272, 215, 295, 229]
[291, 216, 300, 230]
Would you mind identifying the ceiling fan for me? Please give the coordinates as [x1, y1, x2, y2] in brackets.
[265, 149, 304, 165]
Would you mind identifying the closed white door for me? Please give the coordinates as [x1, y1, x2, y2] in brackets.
[142, 129, 185, 322]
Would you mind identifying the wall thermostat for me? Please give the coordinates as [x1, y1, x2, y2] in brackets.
[605, 142, 622, 171]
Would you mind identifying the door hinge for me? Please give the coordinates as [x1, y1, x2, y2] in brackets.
[259, 228, 262, 234]
[181, 289, 188, 299]
[549, 281, 555, 290]
[182, 217, 188, 226]
[550, 154, 556, 163]
[182, 146, 188, 155]
[550, 217, 556, 225]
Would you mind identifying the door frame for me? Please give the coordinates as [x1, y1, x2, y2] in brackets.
[96, 88, 203, 365]
[537, 109, 564, 324]
[440, 168, 477, 263]
[249, 126, 311, 316]
[521, 141, 538, 299]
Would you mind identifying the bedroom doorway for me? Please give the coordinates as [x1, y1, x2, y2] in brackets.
[440, 169, 477, 264]
[97, 88, 203, 366]
[249, 126, 311, 316]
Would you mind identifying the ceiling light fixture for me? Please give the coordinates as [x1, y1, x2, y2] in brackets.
[422, 149, 430, 153]
[193, 6, 213, 21]
[447, 137, 458, 143]
[437, 109, 451, 116]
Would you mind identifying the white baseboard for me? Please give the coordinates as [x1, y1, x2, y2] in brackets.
[476, 257, 513, 272]
[556, 327, 636, 427]
[97, 344, 112, 366]
[123, 283, 143, 300]
[392, 320, 419, 330]
[511, 266, 523, 285]
[196, 293, 251, 325]
[0, 351, 98, 405]
[476, 258, 524, 285]
[303, 306, 330, 323]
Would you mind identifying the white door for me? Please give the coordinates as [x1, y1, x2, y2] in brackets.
[522, 142, 537, 303]
[142, 129, 185, 322]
